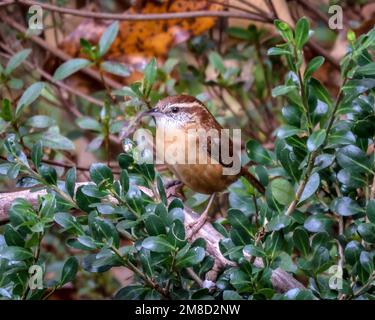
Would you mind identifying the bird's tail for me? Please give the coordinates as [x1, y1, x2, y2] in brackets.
[240, 167, 265, 194]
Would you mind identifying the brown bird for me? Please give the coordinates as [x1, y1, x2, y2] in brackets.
[146, 95, 265, 234]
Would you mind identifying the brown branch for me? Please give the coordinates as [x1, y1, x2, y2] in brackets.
[0, 183, 305, 293]
[13, 0, 272, 23]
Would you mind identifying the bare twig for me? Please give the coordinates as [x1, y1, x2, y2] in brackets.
[12, 0, 272, 22]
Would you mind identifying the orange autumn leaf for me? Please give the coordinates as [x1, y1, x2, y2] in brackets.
[57, 0, 223, 82]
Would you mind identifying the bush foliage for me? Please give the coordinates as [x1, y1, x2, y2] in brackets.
[1, 16, 375, 300]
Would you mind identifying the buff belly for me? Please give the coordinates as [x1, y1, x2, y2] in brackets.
[168, 163, 238, 194]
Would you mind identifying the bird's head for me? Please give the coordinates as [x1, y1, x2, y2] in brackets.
[145, 95, 211, 129]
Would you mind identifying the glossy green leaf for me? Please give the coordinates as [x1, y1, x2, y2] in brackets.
[366, 200, 375, 224]
[53, 58, 91, 81]
[99, 21, 119, 56]
[293, 227, 310, 256]
[271, 178, 294, 206]
[0, 246, 33, 261]
[31, 141, 43, 168]
[100, 61, 130, 77]
[16, 82, 45, 117]
[357, 223, 375, 244]
[60, 257, 79, 285]
[299, 172, 320, 203]
[39, 165, 57, 185]
[65, 167, 76, 198]
[142, 236, 175, 253]
[307, 129, 326, 152]
[5, 49, 31, 75]
[246, 140, 272, 165]
[90, 163, 114, 186]
[295, 17, 310, 49]
[304, 56, 325, 80]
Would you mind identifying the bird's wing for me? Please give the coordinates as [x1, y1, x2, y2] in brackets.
[204, 117, 238, 169]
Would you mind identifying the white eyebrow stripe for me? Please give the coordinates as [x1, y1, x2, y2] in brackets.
[167, 102, 202, 109]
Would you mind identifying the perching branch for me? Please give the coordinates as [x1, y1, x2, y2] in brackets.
[0, 184, 304, 293]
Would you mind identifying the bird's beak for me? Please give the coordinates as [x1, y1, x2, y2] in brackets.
[143, 107, 162, 118]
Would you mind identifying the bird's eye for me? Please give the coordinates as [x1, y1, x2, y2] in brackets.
[171, 106, 179, 113]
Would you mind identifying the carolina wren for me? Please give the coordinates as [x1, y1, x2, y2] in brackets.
[146, 95, 265, 195]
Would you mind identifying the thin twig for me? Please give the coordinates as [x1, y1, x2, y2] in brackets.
[13, 0, 272, 22]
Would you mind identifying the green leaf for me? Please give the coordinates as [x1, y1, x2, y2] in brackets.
[60, 257, 79, 285]
[226, 27, 254, 40]
[304, 56, 325, 80]
[1, 98, 13, 122]
[357, 223, 375, 244]
[243, 244, 266, 258]
[246, 140, 272, 165]
[26, 115, 55, 128]
[119, 169, 129, 195]
[53, 58, 91, 81]
[54, 212, 82, 233]
[227, 209, 254, 242]
[274, 20, 294, 42]
[99, 21, 119, 56]
[295, 17, 310, 49]
[144, 215, 166, 236]
[31, 141, 43, 168]
[293, 227, 310, 256]
[223, 290, 242, 300]
[208, 51, 226, 74]
[307, 129, 326, 152]
[42, 131, 75, 151]
[65, 167, 76, 198]
[355, 62, 375, 76]
[330, 197, 362, 216]
[143, 57, 157, 96]
[267, 46, 292, 56]
[343, 79, 375, 98]
[142, 236, 175, 253]
[90, 216, 119, 248]
[336, 145, 372, 174]
[344, 241, 362, 265]
[271, 178, 294, 206]
[0, 246, 33, 261]
[309, 78, 333, 107]
[299, 172, 320, 203]
[175, 246, 205, 268]
[16, 82, 45, 117]
[156, 174, 167, 205]
[266, 214, 292, 231]
[90, 163, 114, 186]
[76, 117, 101, 131]
[4, 225, 25, 247]
[272, 85, 297, 97]
[366, 200, 375, 224]
[360, 251, 374, 274]
[5, 49, 31, 75]
[39, 165, 57, 185]
[281, 105, 302, 127]
[39, 194, 56, 220]
[304, 214, 333, 233]
[100, 61, 130, 77]
[337, 168, 366, 189]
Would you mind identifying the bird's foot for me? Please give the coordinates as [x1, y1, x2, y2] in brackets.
[166, 180, 184, 199]
[187, 193, 216, 240]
